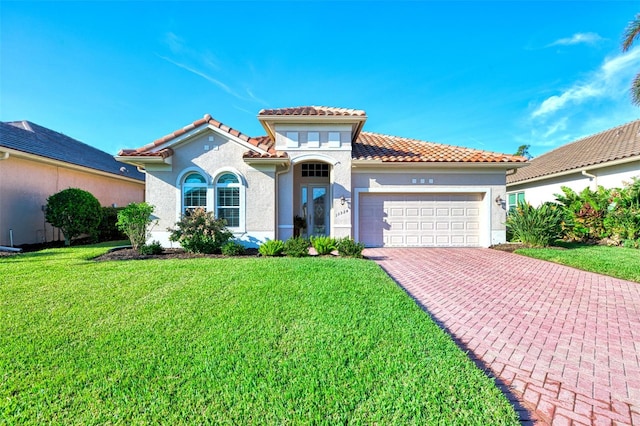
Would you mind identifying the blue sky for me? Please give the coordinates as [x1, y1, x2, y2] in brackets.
[1, 1, 639, 158]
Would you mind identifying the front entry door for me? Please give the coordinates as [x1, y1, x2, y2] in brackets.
[308, 186, 329, 236]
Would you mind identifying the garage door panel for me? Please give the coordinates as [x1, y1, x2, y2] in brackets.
[406, 221, 419, 231]
[359, 193, 483, 247]
[451, 221, 465, 231]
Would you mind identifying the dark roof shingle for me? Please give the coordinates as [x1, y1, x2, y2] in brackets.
[507, 120, 640, 184]
[0, 121, 145, 181]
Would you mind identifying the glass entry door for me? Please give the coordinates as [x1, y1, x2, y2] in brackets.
[308, 186, 328, 236]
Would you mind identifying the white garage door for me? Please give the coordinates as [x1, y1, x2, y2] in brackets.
[359, 193, 483, 247]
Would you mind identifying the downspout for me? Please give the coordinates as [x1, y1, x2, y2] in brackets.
[581, 169, 597, 190]
[274, 162, 291, 241]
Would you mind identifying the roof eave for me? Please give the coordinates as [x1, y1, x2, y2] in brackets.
[243, 157, 290, 166]
[0, 147, 145, 183]
[506, 155, 640, 187]
[352, 159, 529, 168]
[114, 155, 173, 168]
[257, 114, 368, 142]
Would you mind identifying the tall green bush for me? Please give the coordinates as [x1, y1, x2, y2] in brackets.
[116, 202, 156, 251]
[168, 208, 232, 254]
[98, 206, 127, 242]
[555, 181, 640, 246]
[555, 186, 610, 241]
[506, 202, 563, 247]
[45, 188, 103, 246]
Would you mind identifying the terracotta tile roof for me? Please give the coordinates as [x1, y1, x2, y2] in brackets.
[1, 120, 145, 181]
[507, 119, 640, 184]
[354, 131, 527, 163]
[118, 114, 282, 158]
[258, 106, 366, 117]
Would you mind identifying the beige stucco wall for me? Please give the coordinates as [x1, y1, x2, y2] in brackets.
[143, 129, 276, 247]
[352, 167, 509, 246]
[508, 160, 640, 207]
[0, 155, 144, 246]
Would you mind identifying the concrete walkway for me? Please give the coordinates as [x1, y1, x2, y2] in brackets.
[364, 248, 640, 425]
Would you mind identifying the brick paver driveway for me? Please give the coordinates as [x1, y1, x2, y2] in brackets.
[364, 248, 640, 425]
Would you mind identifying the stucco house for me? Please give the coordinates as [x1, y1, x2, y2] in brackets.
[116, 106, 527, 248]
[507, 119, 640, 208]
[0, 121, 145, 246]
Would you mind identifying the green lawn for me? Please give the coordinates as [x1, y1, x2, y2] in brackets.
[516, 242, 640, 283]
[0, 244, 518, 425]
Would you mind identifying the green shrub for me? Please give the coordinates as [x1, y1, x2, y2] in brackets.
[116, 202, 156, 251]
[335, 237, 365, 258]
[506, 202, 563, 247]
[45, 188, 103, 246]
[310, 236, 336, 255]
[139, 240, 163, 255]
[221, 240, 246, 256]
[555, 186, 611, 241]
[97, 206, 127, 242]
[623, 239, 640, 249]
[284, 236, 310, 257]
[168, 208, 233, 254]
[258, 240, 284, 256]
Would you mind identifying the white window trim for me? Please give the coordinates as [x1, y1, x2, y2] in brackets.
[214, 168, 246, 232]
[176, 167, 213, 218]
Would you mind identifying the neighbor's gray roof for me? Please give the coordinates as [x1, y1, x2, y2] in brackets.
[507, 119, 640, 184]
[0, 121, 145, 181]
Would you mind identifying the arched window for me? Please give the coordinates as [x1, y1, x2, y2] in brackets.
[183, 172, 208, 214]
[216, 172, 240, 228]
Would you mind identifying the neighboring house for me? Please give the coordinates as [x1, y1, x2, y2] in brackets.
[507, 119, 640, 209]
[0, 121, 145, 246]
[116, 106, 527, 248]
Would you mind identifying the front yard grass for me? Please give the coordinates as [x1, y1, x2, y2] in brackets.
[516, 242, 640, 283]
[1, 244, 518, 425]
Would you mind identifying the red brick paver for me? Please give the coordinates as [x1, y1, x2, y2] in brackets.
[364, 248, 640, 425]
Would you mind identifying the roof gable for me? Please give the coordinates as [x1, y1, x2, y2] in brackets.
[117, 114, 285, 160]
[0, 121, 145, 181]
[507, 120, 640, 184]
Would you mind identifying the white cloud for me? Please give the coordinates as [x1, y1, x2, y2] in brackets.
[548, 32, 604, 47]
[531, 47, 640, 118]
[542, 117, 568, 138]
[158, 55, 241, 99]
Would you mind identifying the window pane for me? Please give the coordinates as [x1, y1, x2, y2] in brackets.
[218, 207, 239, 227]
[217, 187, 239, 207]
[185, 173, 206, 184]
[517, 192, 525, 203]
[184, 188, 207, 209]
[217, 173, 238, 184]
